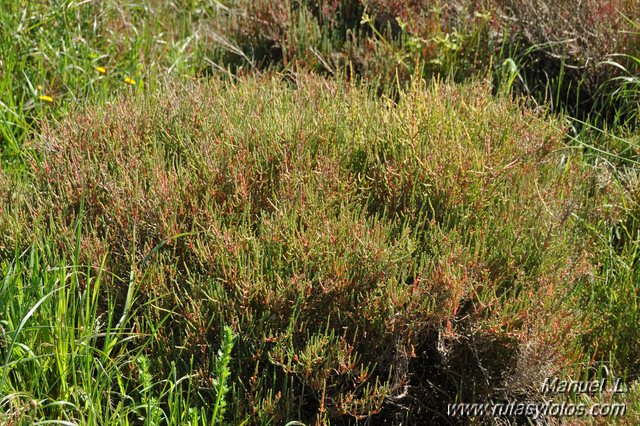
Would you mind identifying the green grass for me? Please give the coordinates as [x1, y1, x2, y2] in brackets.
[0, 233, 238, 425]
[1, 1, 640, 425]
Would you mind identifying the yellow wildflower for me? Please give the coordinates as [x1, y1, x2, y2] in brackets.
[37, 85, 43, 91]
[39, 95, 53, 103]
[124, 77, 136, 85]
[95, 66, 106, 74]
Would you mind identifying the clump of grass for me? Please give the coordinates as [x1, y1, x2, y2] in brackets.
[599, 51, 640, 128]
[0, 234, 241, 424]
[1, 73, 610, 422]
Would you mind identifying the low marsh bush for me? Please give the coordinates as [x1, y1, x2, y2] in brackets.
[1, 74, 617, 423]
